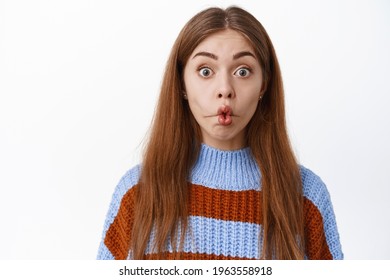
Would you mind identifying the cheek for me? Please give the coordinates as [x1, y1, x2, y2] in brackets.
[242, 101, 259, 121]
[184, 78, 212, 113]
[238, 87, 262, 119]
[188, 94, 210, 117]
[185, 74, 206, 96]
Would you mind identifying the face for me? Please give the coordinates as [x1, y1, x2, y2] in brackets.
[183, 29, 264, 150]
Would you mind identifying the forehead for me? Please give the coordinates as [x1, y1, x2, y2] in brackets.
[191, 29, 255, 56]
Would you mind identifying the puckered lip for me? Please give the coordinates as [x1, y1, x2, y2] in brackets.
[217, 105, 233, 126]
[217, 105, 233, 117]
[205, 105, 236, 117]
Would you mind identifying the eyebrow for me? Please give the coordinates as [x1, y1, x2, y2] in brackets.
[192, 51, 256, 60]
[192, 51, 218, 60]
[233, 51, 256, 60]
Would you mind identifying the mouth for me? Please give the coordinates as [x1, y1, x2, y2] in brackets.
[217, 105, 233, 126]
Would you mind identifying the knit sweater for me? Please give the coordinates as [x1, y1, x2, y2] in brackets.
[97, 144, 343, 260]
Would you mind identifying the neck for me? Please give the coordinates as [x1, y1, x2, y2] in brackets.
[200, 129, 246, 151]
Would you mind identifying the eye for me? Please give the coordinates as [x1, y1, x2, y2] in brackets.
[234, 67, 251, 77]
[198, 67, 213, 78]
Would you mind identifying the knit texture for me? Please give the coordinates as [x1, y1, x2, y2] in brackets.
[97, 144, 343, 260]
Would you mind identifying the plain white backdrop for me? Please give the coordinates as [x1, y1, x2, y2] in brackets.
[0, 0, 389, 259]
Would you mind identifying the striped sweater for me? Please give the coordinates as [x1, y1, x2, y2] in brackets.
[97, 144, 343, 260]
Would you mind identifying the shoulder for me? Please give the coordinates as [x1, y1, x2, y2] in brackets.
[299, 165, 331, 212]
[106, 165, 141, 221]
[114, 165, 141, 196]
[299, 165, 337, 239]
[299, 165, 343, 259]
[97, 165, 141, 260]
[103, 164, 141, 230]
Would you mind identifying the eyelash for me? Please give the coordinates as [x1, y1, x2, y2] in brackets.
[197, 66, 252, 78]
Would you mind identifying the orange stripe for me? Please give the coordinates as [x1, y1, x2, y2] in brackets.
[104, 183, 332, 260]
[304, 198, 333, 259]
[104, 187, 136, 260]
[189, 184, 262, 224]
[145, 251, 256, 260]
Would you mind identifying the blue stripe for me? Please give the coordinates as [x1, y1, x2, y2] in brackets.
[97, 241, 114, 260]
[190, 144, 261, 191]
[145, 216, 262, 259]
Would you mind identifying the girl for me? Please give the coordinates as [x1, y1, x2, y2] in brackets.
[97, 6, 343, 260]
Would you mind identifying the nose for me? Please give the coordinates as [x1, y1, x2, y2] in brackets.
[216, 74, 235, 99]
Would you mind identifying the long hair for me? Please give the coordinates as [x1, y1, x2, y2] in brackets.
[131, 6, 305, 259]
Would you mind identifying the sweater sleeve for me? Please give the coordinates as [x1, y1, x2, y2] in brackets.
[97, 165, 141, 260]
[300, 166, 343, 260]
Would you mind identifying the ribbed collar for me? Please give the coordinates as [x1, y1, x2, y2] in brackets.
[189, 144, 261, 191]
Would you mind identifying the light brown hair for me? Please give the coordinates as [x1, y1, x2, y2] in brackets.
[131, 6, 305, 259]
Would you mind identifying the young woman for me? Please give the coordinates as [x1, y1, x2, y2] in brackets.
[97, 6, 343, 260]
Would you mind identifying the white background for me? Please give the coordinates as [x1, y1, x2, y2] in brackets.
[0, 0, 389, 259]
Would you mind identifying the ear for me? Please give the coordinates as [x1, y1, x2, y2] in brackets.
[259, 82, 267, 100]
[182, 91, 188, 100]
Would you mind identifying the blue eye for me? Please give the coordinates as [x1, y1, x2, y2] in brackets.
[235, 67, 251, 77]
[199, 67, 213, 77]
